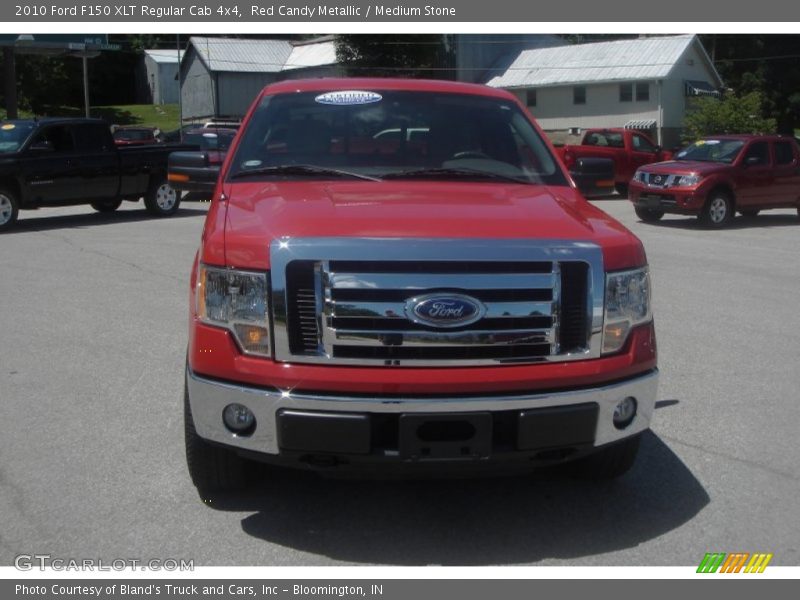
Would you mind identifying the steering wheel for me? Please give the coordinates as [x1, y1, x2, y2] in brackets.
[452, 150, 491, 160]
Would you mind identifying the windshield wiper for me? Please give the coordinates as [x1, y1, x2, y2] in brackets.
[383, 167, 530, 184]
[230, 164, 381, 182]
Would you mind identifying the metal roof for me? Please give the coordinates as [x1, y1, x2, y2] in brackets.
[283, 40, 337, 71]
[144, 49, 183, 64]
[187, 37, 336, 74]
[487, 35, 722, 89]
[188, 37, 293, 73]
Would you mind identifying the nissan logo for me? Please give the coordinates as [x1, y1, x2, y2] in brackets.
[405, 294, 486, 328]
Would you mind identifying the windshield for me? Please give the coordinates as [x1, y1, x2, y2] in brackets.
[0, 122, 36, 153]
[227, 90, 566, 185]
[674, 139, 745, 163]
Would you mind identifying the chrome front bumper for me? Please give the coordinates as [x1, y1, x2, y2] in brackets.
[186, 368, 659, 457]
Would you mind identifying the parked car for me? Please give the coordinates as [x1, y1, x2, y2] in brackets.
[112, 126, 163, 146]
[168, 128, 238, 198]
[0, 118, 190, 230]
[629, 134, 800, 227]
[183, 78, 658, 495]
[557, 128, 672, 195]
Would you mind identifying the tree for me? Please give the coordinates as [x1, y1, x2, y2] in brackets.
[335, 35, 453, 78]
[700, 34, 800, 134]
[682, 91, 776, 142]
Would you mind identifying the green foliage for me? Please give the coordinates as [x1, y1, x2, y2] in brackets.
[335, 35, 454, 78]
[682, 92, 776, 141]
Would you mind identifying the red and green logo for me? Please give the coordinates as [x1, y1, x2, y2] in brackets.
[697, 552, 773, 573]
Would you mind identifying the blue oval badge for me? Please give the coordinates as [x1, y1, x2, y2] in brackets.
[406, 294, 485, 329]
[314, 91, 383, 106]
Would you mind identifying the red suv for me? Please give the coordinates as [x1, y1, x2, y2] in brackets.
[629, 135, 800, 227]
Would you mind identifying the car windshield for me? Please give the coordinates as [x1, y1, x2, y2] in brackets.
[227, 90, 566, 185]
[0, 121, 36, 153]
[674, 139, 745, 163]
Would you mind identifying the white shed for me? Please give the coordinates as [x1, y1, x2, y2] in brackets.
[487, 35, 723, 148]
[142, 49, 183, 105]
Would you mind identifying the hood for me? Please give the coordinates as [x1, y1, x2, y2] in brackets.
[211, 181, 645, 271]
[640, 160, 730, 176]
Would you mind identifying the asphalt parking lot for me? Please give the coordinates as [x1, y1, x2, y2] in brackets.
[1, 198, 799, 567]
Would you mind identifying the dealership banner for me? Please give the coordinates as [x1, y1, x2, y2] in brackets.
[2, 0, 798, 22]
[4, 579, 800, 599]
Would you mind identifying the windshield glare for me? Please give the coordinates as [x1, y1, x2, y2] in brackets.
[0, 122, 36, 153]
[227, 90, 565, 185]
[675, 139, 745, 163]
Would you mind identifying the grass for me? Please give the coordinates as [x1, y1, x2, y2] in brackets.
[1, 104, 181, 133]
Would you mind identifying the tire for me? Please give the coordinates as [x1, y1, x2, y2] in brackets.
[90, 199, 123, 213]
[634, 206, 665, 223]
[739, 209, 759, 218]
[570, 435, 642, 480]
[184, 381, 249, 496]
[0, 188, 20, 232]
[615, 183, 629, 197]
[699, 191, 734, 228]
[144, 177, 180, 216]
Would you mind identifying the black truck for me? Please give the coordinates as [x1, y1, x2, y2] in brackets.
[0, 118, 191, 231]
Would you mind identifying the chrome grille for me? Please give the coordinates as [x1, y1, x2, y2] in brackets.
[271, 238, 604, 366]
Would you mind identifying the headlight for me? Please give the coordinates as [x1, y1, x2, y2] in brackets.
[674, 174, 701, 187]
[633, 170, 646, 183]
[603, 267, 652, 354]
[197, 264, 271, 356]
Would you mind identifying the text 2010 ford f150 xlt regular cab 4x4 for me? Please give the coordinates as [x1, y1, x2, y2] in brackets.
[184, 79, 658, 495]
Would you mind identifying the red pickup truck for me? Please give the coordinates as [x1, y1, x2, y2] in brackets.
[184, 78, 658, 495]
[558, 128, 672, 195]
[629, 135, 800, 227]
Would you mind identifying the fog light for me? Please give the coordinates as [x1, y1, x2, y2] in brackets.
[223, 403, 255, 434]
[613, 397, 637, 430]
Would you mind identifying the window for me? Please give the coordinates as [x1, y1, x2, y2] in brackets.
[632, 134, 657, 153]
[584, 131, 624, 148]
[526, 89, 537, 107]
[636, 83, 650, 102]
[32, 125, 75, 154]
[743, 142, 770, 166]
[619, 83, 632, 103]
[774, 141, 795, 165]
[573, 86, 586, 105]
[76, 124, 113, 152]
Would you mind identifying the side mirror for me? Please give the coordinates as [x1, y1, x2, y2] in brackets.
[29, 140, 54, 153]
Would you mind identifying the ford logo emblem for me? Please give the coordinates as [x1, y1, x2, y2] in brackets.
[405, 293, 486, 328]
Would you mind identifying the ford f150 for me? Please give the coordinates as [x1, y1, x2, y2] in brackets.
[629, 134, 800, 227]
[184, 79, 659, 495]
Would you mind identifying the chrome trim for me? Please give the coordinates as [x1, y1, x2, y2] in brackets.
[270, 238, 605, 366]
[333, 300, 554, 320]
[186, 368, 659, 456]
[332, 328, 553, 347]
[327, 271, 557, 290]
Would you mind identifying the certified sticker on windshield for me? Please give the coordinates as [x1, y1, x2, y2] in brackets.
[315, 91, 383, 106]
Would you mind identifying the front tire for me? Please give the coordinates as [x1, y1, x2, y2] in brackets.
[184, 381, 250, 497]
[90, 199, 123, 213]
[700, 191, 734, 228]
[144, 178, 180, 216]
[0, 188, 20, 232]
[634, 206, 665, 223]
[571, 435, 641, 480]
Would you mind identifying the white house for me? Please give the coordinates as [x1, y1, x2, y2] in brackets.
[486, 35, 723, 148]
